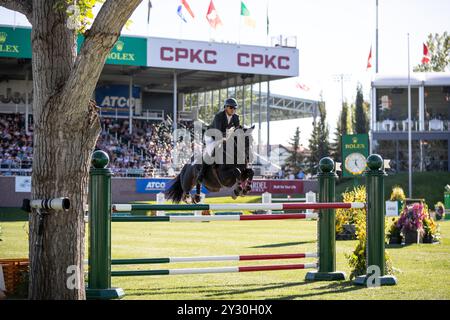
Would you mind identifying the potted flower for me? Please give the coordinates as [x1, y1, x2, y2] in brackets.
[397, 202, 426, 244]
[434, 202, 445, 221]
[422, 216, 440, 243]
[390, 186, 406, 215]
[386, 218, 402, 244]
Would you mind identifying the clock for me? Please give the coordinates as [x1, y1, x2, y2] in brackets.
[344, 152, 367, 175]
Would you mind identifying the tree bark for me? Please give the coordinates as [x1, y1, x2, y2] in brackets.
[0, 0, 144, 299]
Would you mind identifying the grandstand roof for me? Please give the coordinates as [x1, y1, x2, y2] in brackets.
[0, 24, 298, 93]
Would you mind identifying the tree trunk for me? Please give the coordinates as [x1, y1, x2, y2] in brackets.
[28, 1, 98, 300]
[24, 0, 142, 299]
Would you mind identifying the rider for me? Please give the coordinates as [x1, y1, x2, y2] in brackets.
[197, 98, 240, 183]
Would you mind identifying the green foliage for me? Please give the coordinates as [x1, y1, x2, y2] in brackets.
[331, 102, 352, 162]
[307, 96, 330, 174]
[413, 32, 450, 72]
[54, 1, 133, 34]
[354, 84, 369, 134]
[285, 127, 304, 173]
[386, 217, 401, 241]
[390, 185, 406, 201]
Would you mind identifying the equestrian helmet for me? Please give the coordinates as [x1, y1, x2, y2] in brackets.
[224, 98, 238, 109]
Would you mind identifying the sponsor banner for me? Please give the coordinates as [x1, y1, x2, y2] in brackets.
[147, 37, 299, 77]
[15, 176, 31, 192]
[0, 26, 32, 59]
[342, 134, 369, 178]
[249, 179, 304, 195]
[95, 85, 141, 116]
[136, 178, 208, 194]
[0, 26, 147, 66]
[77, 35, 147, 66]
[0, 80, 32, 106]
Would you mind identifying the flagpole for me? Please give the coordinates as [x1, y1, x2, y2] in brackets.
[266, 0, 269, 46]
[239, 1, 241, 44]
[407, 33, 412, 198]
[375, 0, 379, 73]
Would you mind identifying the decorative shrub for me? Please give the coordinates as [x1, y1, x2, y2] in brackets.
[423, 216, 441, 243]
[390, 186, 406, 201]
[386, 217, 402, 244]
[335, 185, 366, 236]
[434, 201, 445, 221]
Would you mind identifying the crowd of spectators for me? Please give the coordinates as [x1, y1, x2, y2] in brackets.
[96, 117, 194, 177]
[0, 113, 33, 175]
[0, 113, 195, 177]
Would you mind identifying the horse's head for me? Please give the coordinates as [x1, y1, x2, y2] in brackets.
[224, 125, 254, 166]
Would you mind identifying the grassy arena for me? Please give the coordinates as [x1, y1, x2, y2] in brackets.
[1, 196, 450, 300]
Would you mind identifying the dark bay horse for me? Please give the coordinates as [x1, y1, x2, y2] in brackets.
[165, 126, 255, 203]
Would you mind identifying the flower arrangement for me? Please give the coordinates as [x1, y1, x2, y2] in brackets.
[397, 202, 426, 236]
[423, 216, 441, 243]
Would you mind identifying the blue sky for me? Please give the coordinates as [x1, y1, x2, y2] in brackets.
[1, 0, 449, 146]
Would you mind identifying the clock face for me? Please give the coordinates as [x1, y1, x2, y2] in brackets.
[344, 152, 367, 175]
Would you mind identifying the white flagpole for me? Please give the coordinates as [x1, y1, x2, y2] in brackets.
[375, 0, 379, 73]
[407, 33, 412, 198]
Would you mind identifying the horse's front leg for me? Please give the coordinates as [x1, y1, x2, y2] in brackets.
[230, 168, 243, 199]
[242, 168, 254, 195]
[193, 182, 202, 204]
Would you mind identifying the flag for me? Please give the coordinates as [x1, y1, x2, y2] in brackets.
[366, 46, 372, 70]
[206, 0, 222, 29]
[147, 0, 152, 24]
[241, 1, 256, 28]
[182, 0, 195, 19]
[177, 4, 187, 23]
[422, 43, 430, 64]
[295, 82, 310, 91]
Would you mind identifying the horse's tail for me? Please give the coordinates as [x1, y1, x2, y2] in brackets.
[165, 169, 185, 204]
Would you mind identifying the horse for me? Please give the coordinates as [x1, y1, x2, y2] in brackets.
[165, 125, 255, 204]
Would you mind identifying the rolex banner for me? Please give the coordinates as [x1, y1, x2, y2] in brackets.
[0, 26, 32, 59]
[342, 134, 369, 178]
[77, 35, 147, 66]
[0, 26, 147, 66]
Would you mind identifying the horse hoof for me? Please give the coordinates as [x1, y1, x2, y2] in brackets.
[193, 195, 201, 203]
[231, 192, 238, 200]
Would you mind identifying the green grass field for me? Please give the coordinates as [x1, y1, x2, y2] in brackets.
[1, 206, 449, 300]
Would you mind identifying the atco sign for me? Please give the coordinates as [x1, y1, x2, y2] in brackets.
[147, 38, 298, 77]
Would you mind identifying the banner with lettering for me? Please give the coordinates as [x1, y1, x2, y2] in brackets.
[136, 178, 209, 194]
[95, 85, 141, 116]
[341, 134, 369, 178]
[248, 179, 304, 195]
[147, 37, 299, 77]
[0, 26, 32, 59]
[77, 34, 147, 66]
